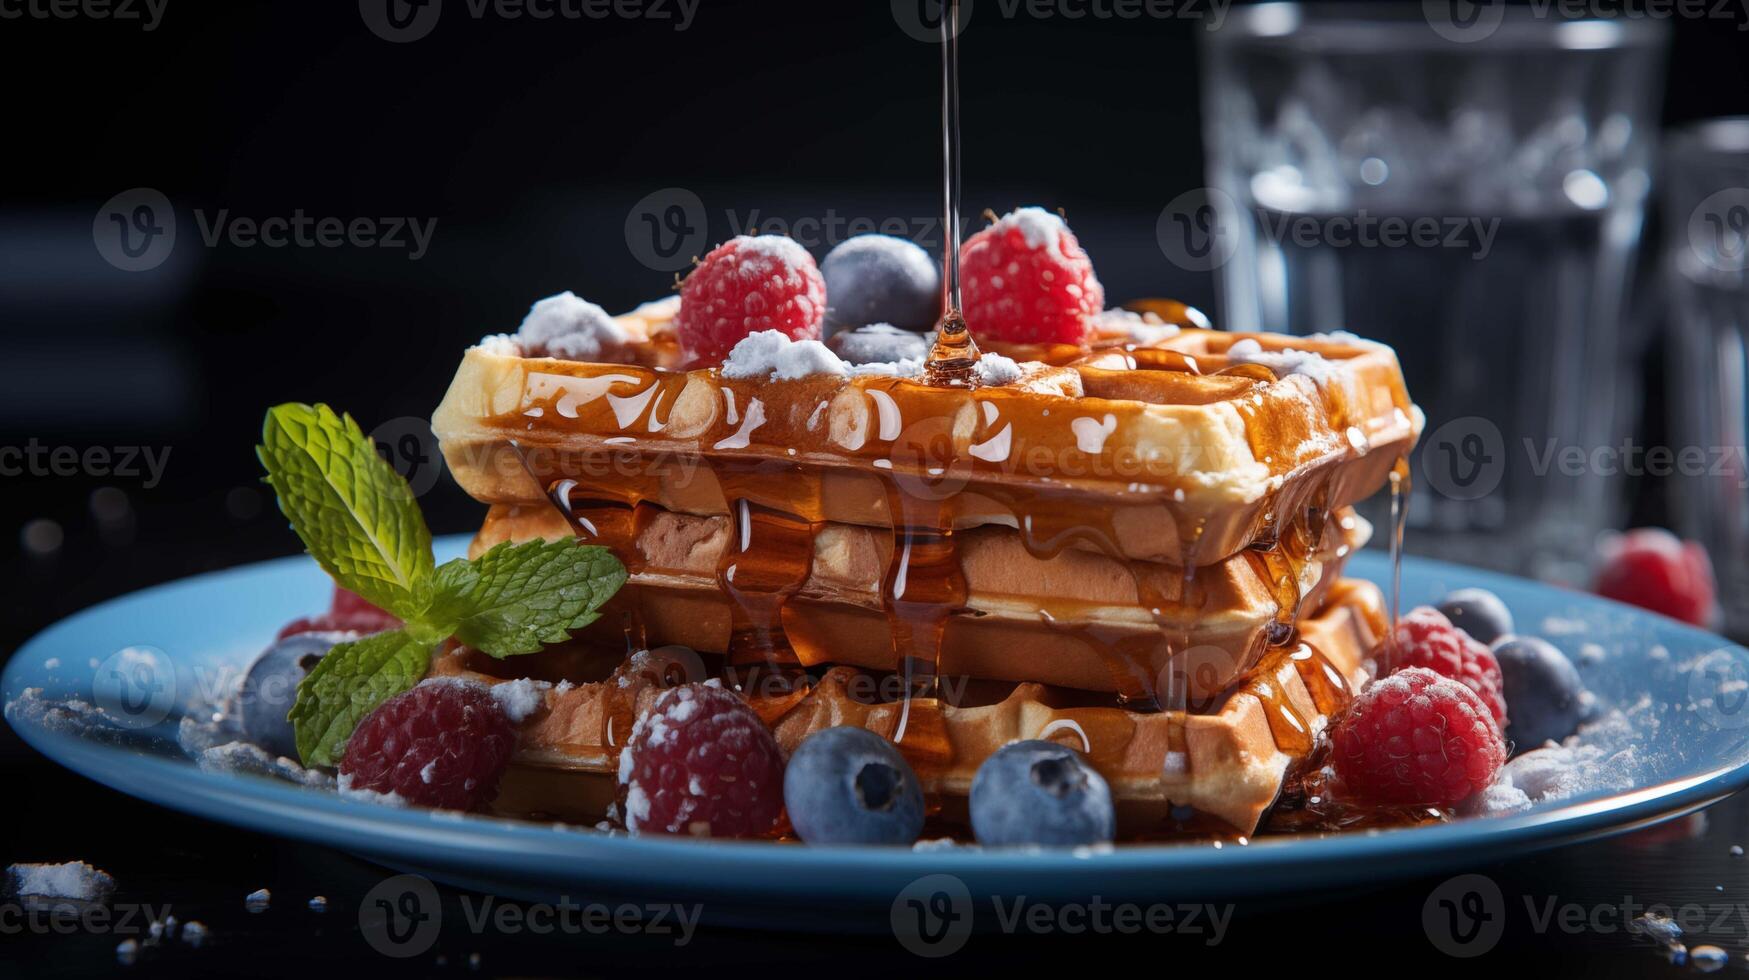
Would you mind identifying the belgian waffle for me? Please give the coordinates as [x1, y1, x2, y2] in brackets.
[468, 500, 1370, 704]
[431, 300, 1419, 568]
[436, 579, 1386, 835]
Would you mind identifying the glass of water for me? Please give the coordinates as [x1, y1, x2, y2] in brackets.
[1664, 119, 1749, 638]
[1197, 3, 1668, 582]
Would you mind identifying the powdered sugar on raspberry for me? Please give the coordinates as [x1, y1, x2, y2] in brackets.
[727, 234, 815, 274]
[515, 291, 629, 361]
[994, 206, 1071, 258]
[617, 684, 784, 837]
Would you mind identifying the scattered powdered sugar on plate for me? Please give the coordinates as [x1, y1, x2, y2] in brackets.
[515, 291, 630, 361]
[197, 741, 334, 789]
[337, 772, 409, 808]
[1466, 696, 1655, 817]
[7, 861, 116, 907]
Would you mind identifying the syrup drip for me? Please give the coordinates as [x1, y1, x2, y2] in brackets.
[712, 460, 820, 677]
[1383, 457, 1411, 671]
[923, 0, 980, 388]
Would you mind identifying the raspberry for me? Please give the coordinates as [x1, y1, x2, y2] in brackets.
[617, 683, 785, 837]
[278, 586, 400, 639]
[1381, 606, 1508, 728]
[1331, 667, 1506, 808]
[339, 680, 518, 811]
[1594, 527, 1717, 627]
[960, 207, 1104, 345]
[676, 235, 825, 367]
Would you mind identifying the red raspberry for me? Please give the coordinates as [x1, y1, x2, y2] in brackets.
[1331, 667, 1506, 808]
[1380, 606, 1508, 728]
[676, 235, 825, 366]
[278, 586, 401, 639]
[339, 680, 518, 811]
[617, 683, 785, 837]
[960, 207, 1104, 345]
[1594, 527, 1717, 627]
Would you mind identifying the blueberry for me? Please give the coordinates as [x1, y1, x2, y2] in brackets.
[236, 632, 341, 759]
[969, 740, 1115, 846]
[1492, 636, 1587, 747]
[826, 323, 930, 366]
[821, 235, 941, 334]
[1436, 588, 1514, 645]
[783, 727, 924, 845]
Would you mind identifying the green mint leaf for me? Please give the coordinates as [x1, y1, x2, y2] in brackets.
[427, 539, 627, 658]
[258, 403, 434, 620]
[289, 629, 435, 767]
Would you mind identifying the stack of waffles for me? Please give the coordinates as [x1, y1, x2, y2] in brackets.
[429, 298, 1420, 835]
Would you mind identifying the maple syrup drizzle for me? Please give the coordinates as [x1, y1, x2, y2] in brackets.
[712, 460, 820, 679]
[1383, 457, 1411, 672]
[923, 0, 980, 388]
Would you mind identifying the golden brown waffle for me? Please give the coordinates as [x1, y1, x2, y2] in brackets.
[431, 304, 1419, 568]
[470, 499, 1370, 703]
[436, 579, 1386, 835]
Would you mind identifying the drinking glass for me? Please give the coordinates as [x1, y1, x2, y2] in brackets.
[1664, 119, 1749, 638]
[1198, 3, 1668, 582]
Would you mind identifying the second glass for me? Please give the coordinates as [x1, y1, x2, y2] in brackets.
[1198, 3, 1668, 582]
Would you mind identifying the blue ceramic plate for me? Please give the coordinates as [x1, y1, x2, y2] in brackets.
[6, 537, 1749, 921]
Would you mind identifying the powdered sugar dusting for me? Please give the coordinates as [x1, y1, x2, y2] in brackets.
[1226, 337, 1341, 387]
[515, 291, 629, 361]
[7, 862, 116, 905]
[721, 330, 847, 382]
[337, 772, 409, 808]
[729, 234, 815, 274]
[993, 206, 1069, 257]
[974, 353, 1022, 386]
[489, 677, 551, 724]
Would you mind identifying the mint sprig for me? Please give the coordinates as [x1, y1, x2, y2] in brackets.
[258, 403, 627, 767]
[429, 539, 628, 658]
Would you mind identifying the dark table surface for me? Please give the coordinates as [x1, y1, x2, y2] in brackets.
[7, 716, 1749, 978]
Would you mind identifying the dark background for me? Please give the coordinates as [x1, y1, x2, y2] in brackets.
[5, 0, 1749, 974]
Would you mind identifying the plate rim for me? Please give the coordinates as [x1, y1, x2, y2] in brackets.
[7, 541, 1749, 901]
